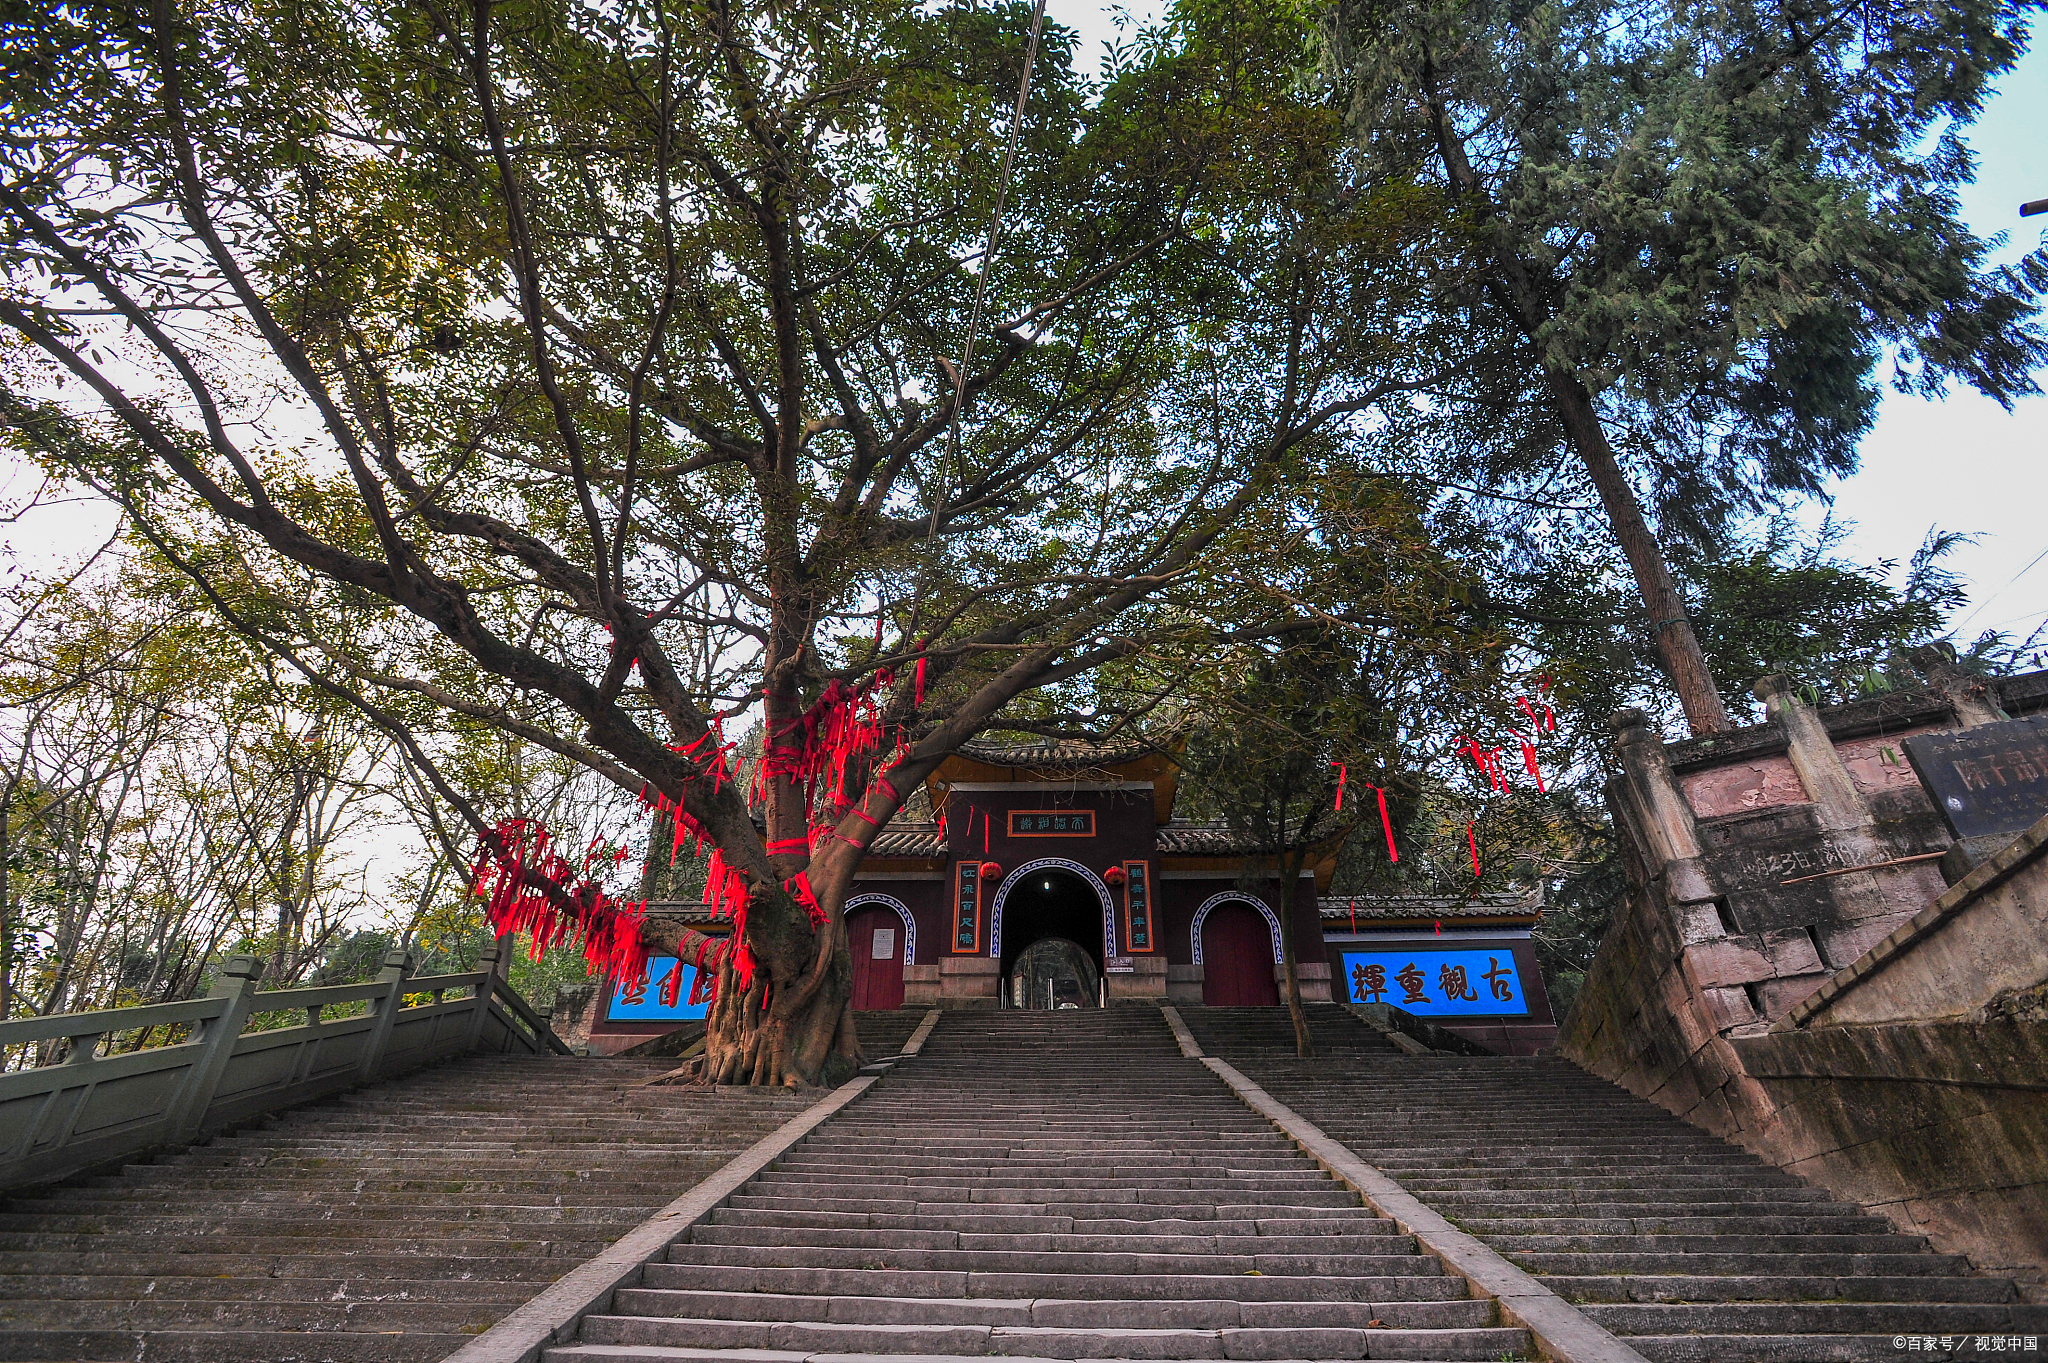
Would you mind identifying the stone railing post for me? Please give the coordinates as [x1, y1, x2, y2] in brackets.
[468, 943, 503, 1052]
[168, 955, 265, 1143]
[1754, 674, 1870, 834]
[1609, 708, 1718, 905]
[359, 948, 416, 1082]
[1908, 643, 2008, 728]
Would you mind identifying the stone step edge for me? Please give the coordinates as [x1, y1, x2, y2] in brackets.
[1158, 1004, 1649, 1363]
[444, 1008, 942, 1363]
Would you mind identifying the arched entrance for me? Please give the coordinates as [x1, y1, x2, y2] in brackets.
[996, 866, 1106, 1008]
[1008, 938, 1100, 1010]
[1198, 898, 1281, 1007]
[845, 897, 910, 1010]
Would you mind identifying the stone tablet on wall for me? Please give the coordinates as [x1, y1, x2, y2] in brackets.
[1904, 714, 2048, 842]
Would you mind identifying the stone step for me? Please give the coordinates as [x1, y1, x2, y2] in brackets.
[1507, 1251, 1976, 1277]
[1544, 1275, 2019, 1304]
[637, 1263, 1468, 1303]
[685, 1227, 1413, 1254]
[611, 1288, 1497, 1330]
[709, 1210, 1393, 1236]
[1453, 1215, 1896, 1236]
[1579, 1301, 2048, 1334]
[0, 1273, 534, 1302]
[663, 1242, 1434, 1276]
[575, 1312, 1533, 1359]
[0, 1326, 472, 1361]
[725, 1195, 1365, 1219]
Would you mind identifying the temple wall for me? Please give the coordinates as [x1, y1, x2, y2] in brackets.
[1556, 665, 2048, 1288]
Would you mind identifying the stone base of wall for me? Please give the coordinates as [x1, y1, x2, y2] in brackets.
[1735, 1017, 2048, 1299]
[1107, 955, 1168, 1001]
[938, 954, 1000, 1008]
[1279, 961, 1333, 1003]
[903, 964, 942, 1007]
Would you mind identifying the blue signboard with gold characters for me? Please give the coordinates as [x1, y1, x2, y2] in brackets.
[1341, 948, 1527, 1017]
[607, 957, 709, 1022]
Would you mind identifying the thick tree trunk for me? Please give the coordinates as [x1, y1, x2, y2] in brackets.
[645, 895, 864, 1088]
[1272, 854, 1314, 1059]
[1545, 371, 1733, 736]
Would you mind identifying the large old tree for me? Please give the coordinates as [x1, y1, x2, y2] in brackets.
[1, 0, 1455, 1082]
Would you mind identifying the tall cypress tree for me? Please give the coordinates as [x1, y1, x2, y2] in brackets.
[1324, 0, 2048, 734]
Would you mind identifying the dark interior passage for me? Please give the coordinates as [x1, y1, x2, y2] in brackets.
[999, 868, 1105, 1008]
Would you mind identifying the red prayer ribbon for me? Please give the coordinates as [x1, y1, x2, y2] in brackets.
[1369, 785, 1399, 863]
[1333, 763, 1347, 811]
[1467, 822, 1481, 877]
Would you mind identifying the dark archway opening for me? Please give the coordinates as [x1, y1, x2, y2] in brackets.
[999, 868, 1105, 1008]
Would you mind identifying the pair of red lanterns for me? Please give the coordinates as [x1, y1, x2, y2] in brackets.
[977, 861, 1125, 884]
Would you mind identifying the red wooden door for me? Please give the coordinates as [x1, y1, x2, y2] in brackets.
[1202, 904, 1280, 1007]
[848, 906, 906, 1010]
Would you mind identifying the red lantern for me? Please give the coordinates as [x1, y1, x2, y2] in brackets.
[979, 860, 1002, 880]
[1102, 865, 1127, 886]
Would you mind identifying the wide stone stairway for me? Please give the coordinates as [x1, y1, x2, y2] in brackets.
[0, 1051, 807, 1362]
[1181, 1004, 2048, 1363]
[551, 1006, 1533, 1361]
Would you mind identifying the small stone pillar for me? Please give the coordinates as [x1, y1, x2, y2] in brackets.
[1754, 675, 1869, 833]
[1909, 644, 2008, 728]
[1609, 708, 1718, 905]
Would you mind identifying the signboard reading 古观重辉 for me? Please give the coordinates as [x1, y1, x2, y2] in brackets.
[607, 957, 710, 1022]
[1904, 714, 2048, 843]
[1341, 949, 1528, 1017]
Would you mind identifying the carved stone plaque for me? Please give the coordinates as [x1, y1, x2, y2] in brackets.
[1903, 714, 2048, 841]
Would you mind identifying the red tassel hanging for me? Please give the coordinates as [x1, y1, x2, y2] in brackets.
[1520, 736, 1546, 793]
[1374, 786, 1399, 863]
[1333, 763, 1347, 811]
[1348, 898, 1357, 933]
[658, 960, 683, 1008]
[785, 871, 828, 929]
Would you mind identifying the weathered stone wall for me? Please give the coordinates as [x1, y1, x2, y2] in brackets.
[1731, 812, 2048, 1294]
[1556, 663, 2048, 1284]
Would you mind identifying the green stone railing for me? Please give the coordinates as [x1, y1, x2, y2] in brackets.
[0, 945, 571, 1191]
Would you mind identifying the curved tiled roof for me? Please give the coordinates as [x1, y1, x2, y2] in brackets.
[1153, 822, 1270, 855]
[867, 823, 945, 858]
[955, 737, 1163, 770]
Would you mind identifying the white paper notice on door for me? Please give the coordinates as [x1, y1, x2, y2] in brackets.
[871, 928, 896, 959]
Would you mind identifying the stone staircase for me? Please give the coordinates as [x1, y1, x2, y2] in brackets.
[550, 1006, 1534, 1361]
[851, 1009, 930, 1059]
[0, 1052, 807, 1362]
[1181, 1004, 2048, 1362]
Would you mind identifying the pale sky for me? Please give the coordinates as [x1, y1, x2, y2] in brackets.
[6, 5, 2044, 644]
